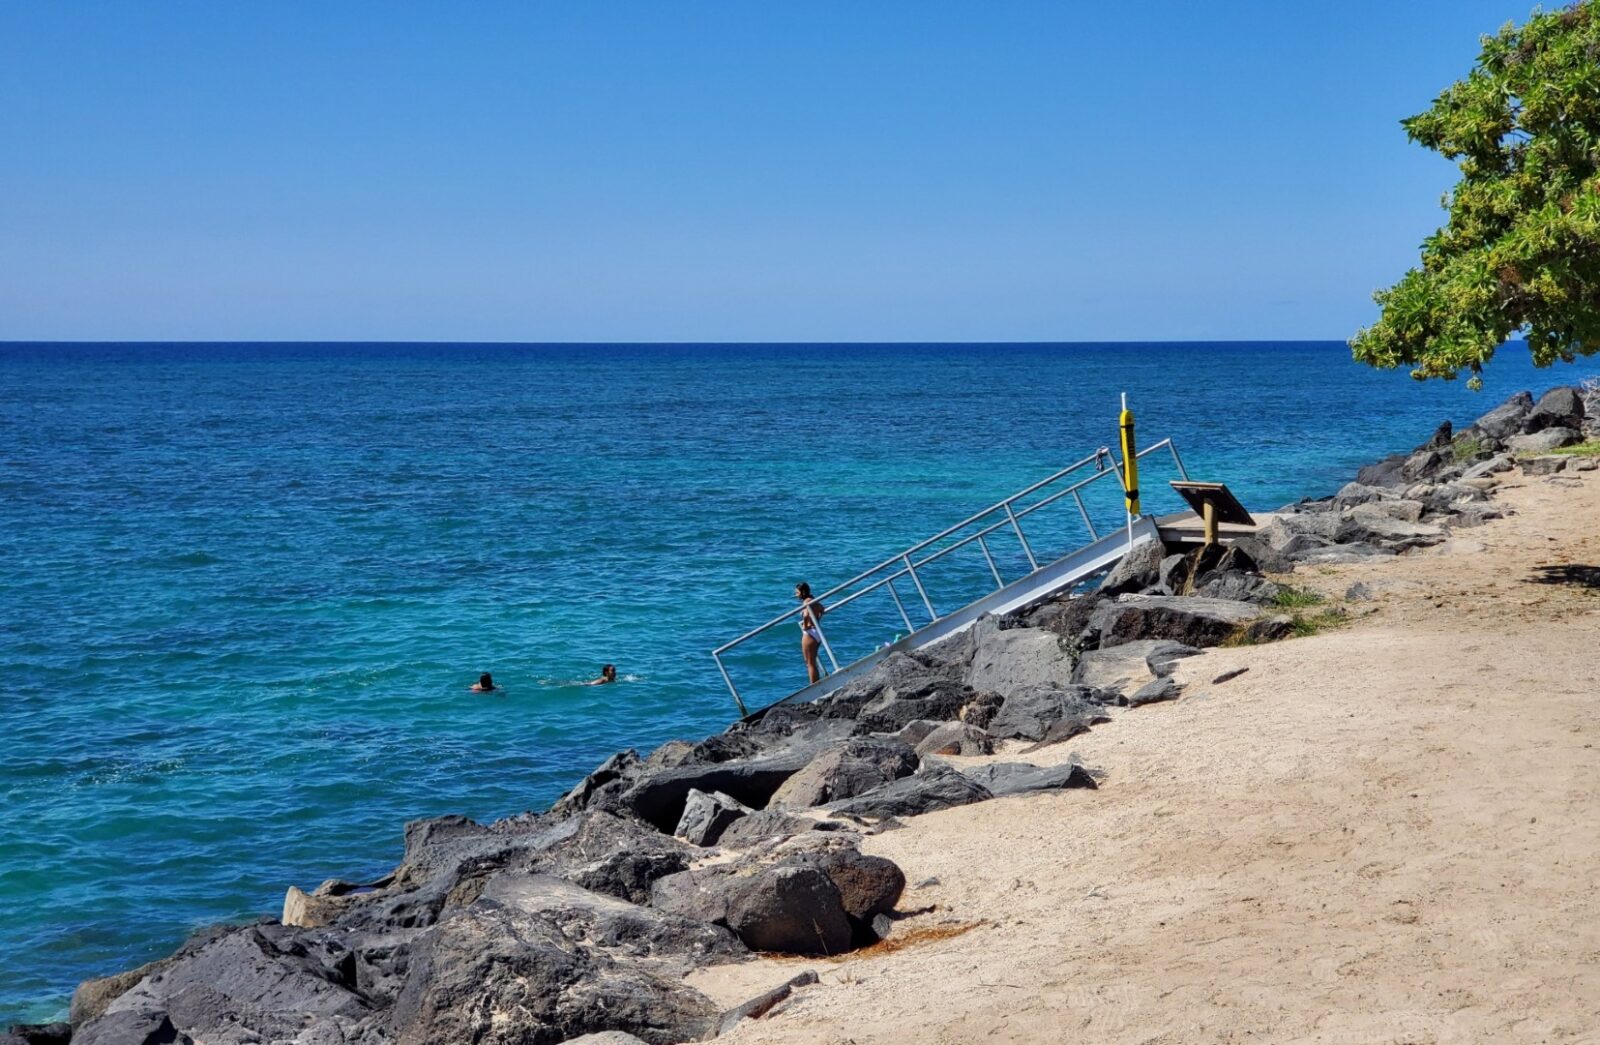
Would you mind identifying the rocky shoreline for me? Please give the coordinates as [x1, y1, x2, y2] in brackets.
[14, 384, 1597, 1045]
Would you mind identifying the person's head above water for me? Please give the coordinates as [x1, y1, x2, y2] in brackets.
[601, 664, 616, 681]
[472, 673, 495, 692]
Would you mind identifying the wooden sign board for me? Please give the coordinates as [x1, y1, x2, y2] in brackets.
[1169, 481, 1254, 527]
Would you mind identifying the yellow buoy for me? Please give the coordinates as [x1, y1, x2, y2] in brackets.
[1119, 396, 1140, 517]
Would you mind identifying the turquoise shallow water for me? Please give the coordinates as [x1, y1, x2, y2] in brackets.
[2, 341, 1595, 1022]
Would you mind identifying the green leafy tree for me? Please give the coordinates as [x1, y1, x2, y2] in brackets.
[1352, 1, 1600, 388]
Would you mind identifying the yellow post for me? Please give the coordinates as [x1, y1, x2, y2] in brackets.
[1119, 396, 1140, 517]
[1202, 498, 1217, 546]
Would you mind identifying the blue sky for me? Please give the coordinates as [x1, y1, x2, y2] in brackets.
[0, 1, 1533, 342]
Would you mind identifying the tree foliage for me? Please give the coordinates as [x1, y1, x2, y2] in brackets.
[1352, 1, 1600, 388]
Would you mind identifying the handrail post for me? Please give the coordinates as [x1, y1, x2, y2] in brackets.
[886, 579, 915, 633]
[713, 652, 748, 718]
[1168, 441, 1189, 480]
[1004, 503, 1038, 570]
[814, 621, 841, 673]
[903, 555, 937, 622]
[976, 534, 1004, 587]
[1071, 490, 1097, 540]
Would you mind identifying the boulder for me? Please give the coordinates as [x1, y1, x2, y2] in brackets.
[743, 702, 826, 739]
[768, 737, 919, 810]
[913, 721, 994, 757]
[726, 865, 853, 956]
[526, 811, 698, 906]
[888, 719, 943, 748]
[963, 625, 1077, 694]
[1420, 419, 1453, 450]
[715, 809, 832, 849]
[1226, 535, 1295, 575]
[986, 684, 1103, 742]
[1005, 592, 1105, 643]
[79, 924, 370, 1045]
[550, 750, 646, 819]
[1145, 640, 1203, 677]
[648, 864, 741, 926]
[1096, 538, 1166, 596]
[674, 789, 752, 846]
[1157, 552, 1194, 595]
[814, 652, 962, 722]
[799, 847, 905, 921]
[1524, 386, 1585, 433]
[675, 731, 773, 765]
[389, 899, 718, 1045]
[1126, 676, 1182, 707]
[282, 885, 347, 930]
[1412, 482, 1488, 516]
[1018, 715, 1101, 753]
[1470, 390, 1534, 439]
[1354, 453, 1407, 488]
[1350, 498, 1425, 523]
[957, 689, 1006, 730]
[621, 749, 817, 833]
[1399, 449, 1449, 482]
[1194, 570, 1279, 604]
[643, 740, 697, 770]
[478, 874, 744, 968]
[1506, 427, 1582, 454]
[73, 925, 240, 1027]
[854, 680, 970, 733]
[1088, 594, 1271, 649]
[1072, 639, 1167, 697]
[960, 761, 1097, 797]
[1521, 455, 1569, 476]
[1195, 543, 1262, 582]
[1335, 508, 1446, 551]
[828, 764, 994, 819]
[777, 717, 861, 749]
[393, 814, 496, 885]
[651, 832, 898, 944]
[1257, 511, 1340, 551]
[1291, 543, 1396, 565]
[1332, 482, 1398, 509]
[70, 1011, 189, 1045]
[1245, 614, 1295, 642]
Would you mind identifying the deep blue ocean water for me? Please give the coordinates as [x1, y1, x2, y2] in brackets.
[2, 341, 1595, 1022]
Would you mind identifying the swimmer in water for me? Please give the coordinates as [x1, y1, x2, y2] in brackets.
[469, 672, 496, 692]
[587, 664, 618, 686]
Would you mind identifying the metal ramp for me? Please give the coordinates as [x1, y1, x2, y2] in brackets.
[712, 439, 1189, 718]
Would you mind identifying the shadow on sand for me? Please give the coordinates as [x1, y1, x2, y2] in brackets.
[1526, 564, 1600, 589]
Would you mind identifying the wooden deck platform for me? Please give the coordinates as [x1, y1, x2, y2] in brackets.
[1155, 509, 1279, 547]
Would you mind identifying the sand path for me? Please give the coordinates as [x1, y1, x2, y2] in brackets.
[698, 467, 1600, 1044]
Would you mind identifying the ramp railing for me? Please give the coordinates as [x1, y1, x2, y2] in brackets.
[711, 438, 1189, 716]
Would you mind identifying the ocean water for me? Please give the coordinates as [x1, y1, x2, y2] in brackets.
[1, 341, 1594, 1022]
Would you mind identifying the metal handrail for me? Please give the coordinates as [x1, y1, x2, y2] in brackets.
[712, 438, 1188, 715]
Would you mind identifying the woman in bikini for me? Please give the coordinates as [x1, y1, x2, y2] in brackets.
[794, 582, 826, 685]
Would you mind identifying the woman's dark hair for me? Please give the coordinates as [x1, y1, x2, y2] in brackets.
[795, 582, 812, 599]
[478, 673, 494, 689]
[602, 664, 616, 677]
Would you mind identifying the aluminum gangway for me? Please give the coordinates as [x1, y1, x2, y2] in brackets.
[712, 439, 1189, 717]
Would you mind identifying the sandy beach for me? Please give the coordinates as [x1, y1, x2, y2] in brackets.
[699, 466, 1600, 1044]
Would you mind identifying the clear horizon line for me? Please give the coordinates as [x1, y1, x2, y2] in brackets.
[0, 337, 1367, 347]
